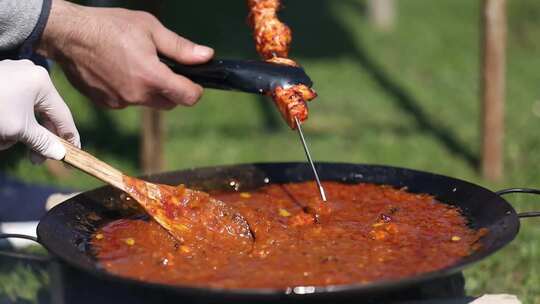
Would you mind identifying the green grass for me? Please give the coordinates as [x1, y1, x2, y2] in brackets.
[1, 0, 540, 303]
[0, 262, 48, 303]
[0, 247, 49, 303]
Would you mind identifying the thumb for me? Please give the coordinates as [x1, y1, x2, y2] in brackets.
[152, 26, 214, 65]
[35, 74, 81, 149]
[20, 120, 66, 161]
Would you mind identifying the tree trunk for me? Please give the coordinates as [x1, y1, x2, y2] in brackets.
[140, 0, 165, 174]
[480, 0, 506, 181]
[141, 109, 165, 174]
[368, 0, 396, 31]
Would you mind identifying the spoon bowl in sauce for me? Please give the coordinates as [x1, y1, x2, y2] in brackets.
[56, 137, 253, 251]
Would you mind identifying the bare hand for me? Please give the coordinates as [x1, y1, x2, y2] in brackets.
[37, 0, 214, 110]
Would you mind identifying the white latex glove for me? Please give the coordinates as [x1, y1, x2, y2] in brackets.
[472, 294, 521, 304]
[0, 59, 80, 162]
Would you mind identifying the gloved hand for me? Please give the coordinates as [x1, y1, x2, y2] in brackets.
[0, 59, 80, 162]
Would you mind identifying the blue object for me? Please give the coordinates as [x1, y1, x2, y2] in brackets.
[0, 173, 72, 221]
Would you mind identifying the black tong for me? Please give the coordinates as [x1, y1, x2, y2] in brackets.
[160, 57, 313, 95]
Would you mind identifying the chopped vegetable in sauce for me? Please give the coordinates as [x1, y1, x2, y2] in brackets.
[92, 181, 487, 289]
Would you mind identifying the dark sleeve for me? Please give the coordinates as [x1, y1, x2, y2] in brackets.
[0, 0, 52, 67]
[18, 0, 52, 60]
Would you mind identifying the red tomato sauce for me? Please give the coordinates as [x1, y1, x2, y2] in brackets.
[91, 182, 487, 289]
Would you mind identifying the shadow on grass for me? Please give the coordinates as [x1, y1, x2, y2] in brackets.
[255, 96, 285, 133]
[162, 0, 478, 167]
[160, 0, 362, 134]
[75, 0, 477, 168]
[0, 145, 26, 172]
[341, 1, 479, 167]
[350, 48, 480, 168]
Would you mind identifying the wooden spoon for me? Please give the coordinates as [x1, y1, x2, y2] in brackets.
[57, 137, 253, 251]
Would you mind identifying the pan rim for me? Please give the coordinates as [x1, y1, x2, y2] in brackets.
[37, 161, 520, 297]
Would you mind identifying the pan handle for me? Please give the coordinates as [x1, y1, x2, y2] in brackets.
[0, 233, 50, 262]
[496, 188, 540, 218]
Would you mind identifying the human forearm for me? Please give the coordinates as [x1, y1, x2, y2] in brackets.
[35, 0, 214, 109]
[35, 0, 84, 59]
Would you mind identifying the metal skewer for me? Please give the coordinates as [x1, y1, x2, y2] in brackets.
[294, 117, 327, 202]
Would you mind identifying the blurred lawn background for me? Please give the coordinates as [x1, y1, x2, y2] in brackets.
[1, 0, 540, 303]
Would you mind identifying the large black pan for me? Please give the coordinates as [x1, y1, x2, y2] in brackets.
[2, 162, 539, 303]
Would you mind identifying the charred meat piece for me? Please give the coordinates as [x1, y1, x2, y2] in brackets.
[247, 0, 317, 128]
[272, 84, 317, 128]
[248, 0, 291, 59]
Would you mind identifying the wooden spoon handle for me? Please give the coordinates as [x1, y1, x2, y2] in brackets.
[57, 137, 127, 192]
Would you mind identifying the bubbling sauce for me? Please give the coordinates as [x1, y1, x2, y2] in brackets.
[92, 182, 487, 289]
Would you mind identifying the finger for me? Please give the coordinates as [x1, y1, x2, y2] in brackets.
[63, 68, 126, 110]
[29, 151, 46, 165]
[146, 95, 177, 110]
[20, 120, 66, 161]
[29, 118, 56, 165]
[41, 116, 58, 134]
[152, 63, 204, 106]
[91, 98, 128, 110]
[152, 26, 214, 65]
[36, 85, 81, 149]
